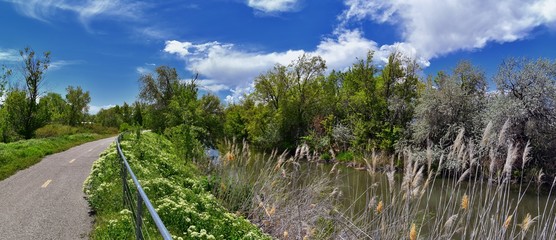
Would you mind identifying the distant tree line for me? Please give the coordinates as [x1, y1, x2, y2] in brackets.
[99, 51, 556, 176]
[0, 47, 91, 142]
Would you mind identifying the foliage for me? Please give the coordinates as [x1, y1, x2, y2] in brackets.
[65, 86, 91, 126]
[84, 132, 270, 239]
[485, 58, 556, 174]
[19, 47, 51, 139]
[411, 60, 487, 148]
[234, 51, 421, 154]
[39, 92, 67, 124]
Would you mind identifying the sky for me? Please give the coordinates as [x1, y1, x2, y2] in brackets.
[1, 0, 556, 114]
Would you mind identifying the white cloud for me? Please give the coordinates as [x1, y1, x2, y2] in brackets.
[4, 0, 144, 25]
[164, 30, 422, 103]
[50, 60, 83, 70]
[89, 104, 115, 114]
[246, 0, 299, 13]
[340, 0, 556, 59]
[196, 79, 229, 93]
[0, 49, 20, 62]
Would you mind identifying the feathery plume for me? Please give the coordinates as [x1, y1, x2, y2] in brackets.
[481, 121, 493, 147]
[461, 194, 469, 210]
[503, 215, 513, 229]
[410, 223, 417, 240]
[522, 141, 531, 169]
[498, 119, 510, 146]
[376, 201, 383, 214]
[444, 214, 459, 229]
[503, 143, 519, 179]
[519, 213, 537, 232]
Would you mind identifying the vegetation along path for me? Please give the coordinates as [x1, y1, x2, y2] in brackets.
[0, 137, 114, 240]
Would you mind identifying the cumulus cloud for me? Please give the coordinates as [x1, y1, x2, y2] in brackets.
[164, 30, 422, 103]
[4, 0, 144, 25]
[340, 0, 556, 59]
[246, 0, 299, 13]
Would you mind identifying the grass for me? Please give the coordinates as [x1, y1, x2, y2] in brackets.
[207, 126, 556, 239]
[0, 133, 112, 180]
[84, 132, 270, 239]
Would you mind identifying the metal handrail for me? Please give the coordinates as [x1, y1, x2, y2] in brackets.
[117, 134, 172, 240]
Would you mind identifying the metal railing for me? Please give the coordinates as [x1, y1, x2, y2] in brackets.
[117, 134, 172, 240]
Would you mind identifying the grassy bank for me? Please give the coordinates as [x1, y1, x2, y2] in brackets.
[0, 133, 112, 180]
[84, 132, 269, 239]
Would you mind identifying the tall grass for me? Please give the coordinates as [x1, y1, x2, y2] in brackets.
[208, 124, 556, 239]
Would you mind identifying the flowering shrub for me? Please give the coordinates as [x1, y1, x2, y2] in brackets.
[84, 132, 269, 239]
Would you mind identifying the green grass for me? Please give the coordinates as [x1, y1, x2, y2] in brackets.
[84, 132, 270, 239]
[0, 133, 112, 181]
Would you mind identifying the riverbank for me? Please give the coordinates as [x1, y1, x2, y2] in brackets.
[84, 132, 269, 239]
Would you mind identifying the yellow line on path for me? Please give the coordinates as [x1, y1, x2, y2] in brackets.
[41, 180, 52, 188]
[88, 148, 93, 152]
[69, 159, 76, 163]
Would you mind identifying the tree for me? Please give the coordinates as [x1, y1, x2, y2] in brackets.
[95, 106, 122, 128]
[486, 58, 556, 172]
[0, 65, 11, 100]
[20, 47, 51, 138]
[412, 60, 487, 147]
[39, 92, 67, 124]
[139, 66, 182, 132]
[197, 94, 224, 147]
[65, 86, 91, 126]
[250, 54, 327, 150]
[132, 101, 144, 126]
[3, 90, 27, 140]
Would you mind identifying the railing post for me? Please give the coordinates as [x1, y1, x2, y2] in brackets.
[136, 191, 144, 240]
[121, 164, 127, 207]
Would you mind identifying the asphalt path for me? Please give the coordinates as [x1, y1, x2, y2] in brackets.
[0, 137, 115, 240]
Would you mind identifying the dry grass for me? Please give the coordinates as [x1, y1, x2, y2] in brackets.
[206, 123, 556, 239]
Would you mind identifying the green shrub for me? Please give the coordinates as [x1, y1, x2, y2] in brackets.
[35, 124, 77, 138]
[336, 151, 354, 162]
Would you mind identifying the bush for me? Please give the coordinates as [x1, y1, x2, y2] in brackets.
[337, 151, 354, 162]
[35, 124, 77, 138]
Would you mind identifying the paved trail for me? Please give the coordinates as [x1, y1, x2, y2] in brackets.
[0, 137, 115, 240]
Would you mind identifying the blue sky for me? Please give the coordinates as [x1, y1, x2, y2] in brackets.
[1, 0, 555, 113]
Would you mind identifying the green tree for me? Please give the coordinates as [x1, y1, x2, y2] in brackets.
[3, 90, 27, 140]
[197, 94, 224, 147]
[20, 47, 51, 138]
[139, 66, 181, 132]
[65, 86, 91, 126]
[39, 92, 67, 124]
[132, 101, 144, 126]
[250, 54, 327, 149]
[95, 106, 122, 128]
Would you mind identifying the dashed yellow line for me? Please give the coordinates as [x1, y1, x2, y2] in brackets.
[41, 180, 52, 188]
[69, 159, 76, 163]
[87, 148, 93, 152]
